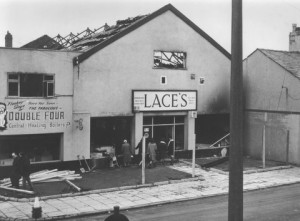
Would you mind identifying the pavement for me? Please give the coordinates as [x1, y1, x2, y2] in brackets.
[1, 161, 300, 220]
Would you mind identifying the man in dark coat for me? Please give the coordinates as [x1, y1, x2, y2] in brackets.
[105, 206, 129, 221]
[158, 138, 167, 162]
[10, 152, 21, 188]
[18, 152, 34, 191]
[167, 137, 175, 165]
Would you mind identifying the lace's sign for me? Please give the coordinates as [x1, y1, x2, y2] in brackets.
[132, 90, 197, 112]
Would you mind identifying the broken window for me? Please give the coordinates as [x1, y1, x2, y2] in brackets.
[8, 73, 55, 98]
[154, 51, 186, 69]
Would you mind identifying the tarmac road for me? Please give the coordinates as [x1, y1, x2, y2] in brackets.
[61, 183, 300, 221]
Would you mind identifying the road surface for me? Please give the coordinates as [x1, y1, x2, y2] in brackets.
[61, 183, 300, 221]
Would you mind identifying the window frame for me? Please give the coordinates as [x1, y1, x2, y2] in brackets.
[7, 72, 55, 98]
[153, 50, 187, 70]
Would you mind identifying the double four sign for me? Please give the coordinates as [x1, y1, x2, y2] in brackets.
[132, 90, 197, 112]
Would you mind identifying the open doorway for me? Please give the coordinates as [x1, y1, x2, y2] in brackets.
[90, 117, 132, 155]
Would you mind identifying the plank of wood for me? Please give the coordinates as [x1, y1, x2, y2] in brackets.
[64, 179, 81, 192]
[0, 185, 34, 194]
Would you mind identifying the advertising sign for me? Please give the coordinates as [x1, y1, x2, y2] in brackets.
[0, 100, 71, 132]
[132, 90, 197, 112]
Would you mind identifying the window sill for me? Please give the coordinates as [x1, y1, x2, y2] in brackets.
[153, 67, 187, 70]
[5, 96, 56, 99]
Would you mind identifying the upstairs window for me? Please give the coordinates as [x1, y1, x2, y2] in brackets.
[8, 73, 54, 98]
[154, 51, 186, 69]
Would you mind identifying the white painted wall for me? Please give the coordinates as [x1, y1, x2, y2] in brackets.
[0, 48, 83, 161]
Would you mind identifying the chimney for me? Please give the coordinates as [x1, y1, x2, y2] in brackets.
[5, 31, 12, 48]
[289, 24, 300, 52]
[104, 23, 110, 31]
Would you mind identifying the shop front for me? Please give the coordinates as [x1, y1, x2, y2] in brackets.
[0, 98, 73, 165]
[132, 90, 197, 153]
[143, 115, 185, 151]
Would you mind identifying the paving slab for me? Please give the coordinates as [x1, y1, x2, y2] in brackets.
[1, 162, 300, 220]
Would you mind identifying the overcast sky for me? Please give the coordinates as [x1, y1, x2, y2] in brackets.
[1, 0, 300, 58]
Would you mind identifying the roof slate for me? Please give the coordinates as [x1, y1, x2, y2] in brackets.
[259, 49, 300, 79]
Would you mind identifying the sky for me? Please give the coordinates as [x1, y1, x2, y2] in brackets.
[1, 0, 300, 58]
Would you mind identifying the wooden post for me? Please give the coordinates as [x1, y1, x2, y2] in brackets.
[286, 130, 290, 164]
[192, 134, 196, 178]
[228, 0, 243, 220]
[142, 136, 146, 185]
[262, 125, 266, 169]
[262, 112, 267, 168]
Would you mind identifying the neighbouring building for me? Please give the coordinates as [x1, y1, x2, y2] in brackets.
[0, 4, 230, 166]
[244, 24, 300, 165]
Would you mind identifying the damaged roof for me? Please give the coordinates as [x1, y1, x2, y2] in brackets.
[73, 3, 231, 64]
[20, 4, 230, 64]
[258, 49, 300, 79]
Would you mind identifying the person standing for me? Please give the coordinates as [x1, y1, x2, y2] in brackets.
[10, 152, 21, 189]
[167, 137, 175, 165]
[105, 206, 129, 221]
[147, 138, 157, 168]
[121, 140, 132, 167]
[19, 152, 34, 191]
[158, 138, 168, 163]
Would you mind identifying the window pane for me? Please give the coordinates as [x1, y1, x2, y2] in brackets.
[175, 116, 184, 123]
[153, 116, 173, 124]
[48, 83, 54, 97]
[20, 74, 43, 97]
[8, 74, 18, 80]
[44, 75, 54, 81]
[143, 117, 152, 125]
[8, 82, 18, 96]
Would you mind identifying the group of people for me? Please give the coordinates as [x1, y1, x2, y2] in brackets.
[143, 137, 175, 168]
[10, 152, 34, 191]
[121, 137, 175, 168]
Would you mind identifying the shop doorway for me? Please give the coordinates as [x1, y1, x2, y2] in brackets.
[143, 116, 185, 151]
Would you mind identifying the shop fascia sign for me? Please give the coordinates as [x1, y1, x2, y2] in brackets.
[132, 90, 197, 112]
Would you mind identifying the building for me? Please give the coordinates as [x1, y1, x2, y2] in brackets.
[244, 24, 300, 165]
[0, 4, 230, 167]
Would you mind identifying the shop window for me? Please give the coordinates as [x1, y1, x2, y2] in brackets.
[8, 73, 54, 98]
[154, 51, 186, 69]
[0, 134, 61, 164]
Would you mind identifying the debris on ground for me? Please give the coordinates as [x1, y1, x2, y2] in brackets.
[0, 169, 82, 187]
